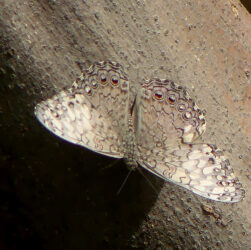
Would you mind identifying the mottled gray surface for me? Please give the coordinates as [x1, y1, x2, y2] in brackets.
[0, 0, 250, 249]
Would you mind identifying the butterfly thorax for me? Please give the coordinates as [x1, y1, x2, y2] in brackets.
[123, 116, 138, 170]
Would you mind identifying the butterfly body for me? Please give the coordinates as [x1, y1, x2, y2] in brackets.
[121, 114, 138, 170]
[35, 61, 244, 202]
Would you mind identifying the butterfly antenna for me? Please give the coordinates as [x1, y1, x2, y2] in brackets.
[137, 168, 159, 195]
[99, 159, 120, 173]
[117, 169, 133, 195]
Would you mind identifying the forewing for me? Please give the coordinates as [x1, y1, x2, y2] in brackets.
[135, 78, 206, 149]
[35, 61, 129, 158]
[138, 143, 244, 202]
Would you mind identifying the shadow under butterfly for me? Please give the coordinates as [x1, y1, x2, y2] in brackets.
[34, 61, 245, 203]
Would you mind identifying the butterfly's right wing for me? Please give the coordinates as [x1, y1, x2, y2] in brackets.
[135, 78, 206, 150]
[35, 61, 129, 158]
[137, 143, 245, 202]
[135, 78, 244, 202]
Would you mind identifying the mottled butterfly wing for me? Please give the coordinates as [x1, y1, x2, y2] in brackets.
[137, 144, 244, 202]
[35, 61, 129, 158]
[135, 79, 206, 152]
[136, 79, 244, 202]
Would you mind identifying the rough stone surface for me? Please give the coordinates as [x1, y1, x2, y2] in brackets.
[0, 0, 250, 249]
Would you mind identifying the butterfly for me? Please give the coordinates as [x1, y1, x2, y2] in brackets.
[34, 61, 245, 202]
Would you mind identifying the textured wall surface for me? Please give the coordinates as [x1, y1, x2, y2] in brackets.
[0, 0, 250, 249]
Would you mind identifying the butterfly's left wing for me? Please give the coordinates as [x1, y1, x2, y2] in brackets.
[135, 78, 244, 202]
[137, 143, 245, 202]
[35, 61, 129, 158]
